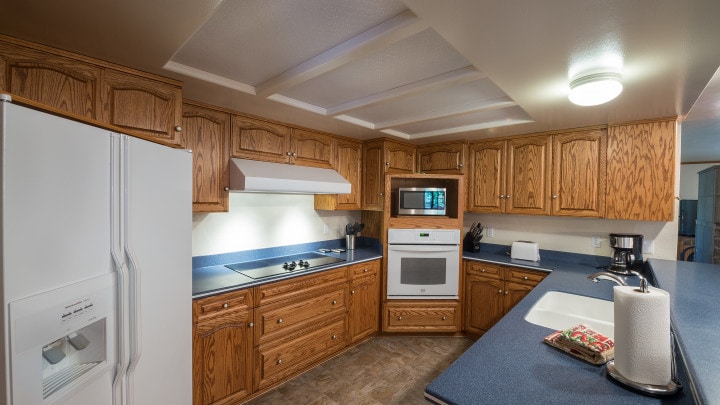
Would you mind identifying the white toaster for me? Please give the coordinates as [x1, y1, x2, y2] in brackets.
[511, 241, 541, 261]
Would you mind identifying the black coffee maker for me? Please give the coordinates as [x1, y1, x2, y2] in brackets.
[608, 233, 643, 274]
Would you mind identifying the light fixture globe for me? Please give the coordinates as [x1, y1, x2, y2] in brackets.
[568, 72, 623, 106]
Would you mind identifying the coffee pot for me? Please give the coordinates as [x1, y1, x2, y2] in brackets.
[608, 233, 643, 274]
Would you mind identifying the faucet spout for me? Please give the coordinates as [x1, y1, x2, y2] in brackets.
[587, 271, 628, 286]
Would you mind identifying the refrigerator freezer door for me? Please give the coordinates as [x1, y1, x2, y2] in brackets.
[121, 135, 192, 404]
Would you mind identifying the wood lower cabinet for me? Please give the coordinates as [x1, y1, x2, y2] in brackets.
[606, 119, 676, 221]
[383, 301, 459, 332]
[192, 289, 254, 405]
[463, 261, 547, 337]
[183, 100, 230, 212]
[416, 141, 467, 174]
[348, 261, 380, 342]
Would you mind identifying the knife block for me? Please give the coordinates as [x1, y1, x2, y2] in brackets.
[463, 233, 481, 253]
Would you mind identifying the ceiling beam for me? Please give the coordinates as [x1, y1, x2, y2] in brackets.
[373, 98, 517, 130]
[326, 66, 486, 116]
[254, 10, 428, 97]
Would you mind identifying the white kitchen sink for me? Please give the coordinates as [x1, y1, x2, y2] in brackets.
[524, 291, 614, 339]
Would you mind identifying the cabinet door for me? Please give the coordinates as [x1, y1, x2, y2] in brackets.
[503, 282, 534, 313]
[606, 120, 676, 221]
[349, 261, 380, 342]
[290, 128, 335, 168]
[417, 141, 466, 174]
[0, 41, 101, 119]
[552, 130, 606, 217]
[336, 139, 362, 209]
[467, 140, 506, 213]
[385, 302, 458, 332]
[506, 135, 552, 215]
[362, 142, 385, 210]
[100, 69, 183, 147]
[464, 274, 504, 336]
[231, 115, 290, 163]
[385, 141, 416, 174]
[183, 102, 230, 212]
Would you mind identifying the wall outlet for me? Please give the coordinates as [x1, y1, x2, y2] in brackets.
[486, 227, 494, 238]
[591, 236, 602, 248]
[643, 239, 655, 254]
[323, 224, 329, 235]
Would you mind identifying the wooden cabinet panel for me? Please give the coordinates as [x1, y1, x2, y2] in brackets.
[504, 282, 534, 313]
[0, 41, 101, 119]
[348, 261, 380, 343]
[506, 135, 552, 215]
[463, 274, 504, 336]
[606, 120, 676, 221]
[231, 115, 290, 163]
[417, 141, 467, 174]
[314, 138, 362, 210]
[467, 140, 506, 213]
[552, 129, 607, 217]
[385, 141, 416, 174]
[253, 267, 347, 307]
[255, 317, 346, 391]
[384, 301, 459, 332]
[290, 128, 335, 168]
[193, 289, 253, 405]
[100, 69, 183, 146]
[183, 101, 230, 212]
[362, 141, 385, 210]
[505, 268, 547, 286]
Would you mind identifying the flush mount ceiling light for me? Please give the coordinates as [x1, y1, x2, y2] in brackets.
[568, 72, 623, 106]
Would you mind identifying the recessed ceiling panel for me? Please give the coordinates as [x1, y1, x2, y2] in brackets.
[390, 105, 533, 136]
[171, 0, 407, 85]
[278, 29, 471, 107]
[346, 78, 511, 124]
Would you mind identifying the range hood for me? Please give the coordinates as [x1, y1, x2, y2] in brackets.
[229, 158, 351, 194]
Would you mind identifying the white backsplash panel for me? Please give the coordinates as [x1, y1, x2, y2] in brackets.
[192, 193, 360, 257]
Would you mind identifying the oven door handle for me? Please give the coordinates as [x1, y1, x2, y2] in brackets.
[388, 244, 459, 253]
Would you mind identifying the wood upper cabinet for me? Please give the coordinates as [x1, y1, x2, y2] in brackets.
[506, 135, 552, 215]
[183, 100, 230, 213]
[463, 261, 547, 337]
[416, 141, 467, 174]
[552, 129, 607, 217]
[362, 139, 416, 210]
[606, 119, 676, 221]
[467, 139, 506, 213]
[100, 68, 184, 147]
[315, 138, 363, 210]
[0, 40, 101, 119]
[193, 289, 254, 405]
[348, 260, 380, 343]
[230, 115, 335, 168]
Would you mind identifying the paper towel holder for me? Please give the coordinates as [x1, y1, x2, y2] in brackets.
[605, 329, 682, 396]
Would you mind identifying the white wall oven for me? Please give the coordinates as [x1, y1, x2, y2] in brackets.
[387, 229, 461, 299]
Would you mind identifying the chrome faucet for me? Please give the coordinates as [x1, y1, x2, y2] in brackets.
[587, 271, 649, 293]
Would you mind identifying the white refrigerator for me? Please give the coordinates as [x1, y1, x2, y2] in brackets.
[0, 95, 192, 404]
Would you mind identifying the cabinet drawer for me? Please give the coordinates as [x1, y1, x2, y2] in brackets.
[254, 267, 347, 307]
[192, 289, 252, 324]
[348, 260, 380, 279]
[255, 317, 346, 390]
[255, 286, 346, 344]
[465, 261, 503, 279]
[385, 305, 457, 332]
[506, 268, 548, 286]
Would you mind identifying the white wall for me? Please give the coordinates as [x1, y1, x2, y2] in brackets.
[192, 193, 360, 257]
[679, 163, 716, 199]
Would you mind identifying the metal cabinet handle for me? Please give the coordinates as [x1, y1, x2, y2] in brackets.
[286, 151, 292, 156]
[332, 334, 337, 340]
[351, 290, 355, 294]
[500, 194, 505, 198]
[332, 300, 337, 305]
[224, 187, 229, 191]
[505, 291, 509, 295]
[363, 268, 368, 272]
[398, 316, 403, 320]
[277, 318, 283, 324]
[174, 126, 183, 132]
[498, 289, 503, 293]
[222, 303, 228, 308]
[506, 194, 511, 198]
[292, 152, 297, 157]
[277, 359, 283, 365]
[552, 195, 558, 199]
[481, 268, 486, 272]
[523, 276, 528, 280]
[248, 322, 254, 327]
[442, 316, 447, 320]
[458, 163, 464, 168]
[379, 192, 384, 196]
[385, 161, 390, 166]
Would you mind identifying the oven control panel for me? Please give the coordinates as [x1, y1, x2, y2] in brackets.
[388, 228, 460, 245]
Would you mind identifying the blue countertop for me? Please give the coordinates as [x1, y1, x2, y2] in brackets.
[192, 238, 382, 299]
[426, 248, 701, 404]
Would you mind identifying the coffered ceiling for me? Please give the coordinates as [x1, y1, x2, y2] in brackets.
[1, 0, 720, 159]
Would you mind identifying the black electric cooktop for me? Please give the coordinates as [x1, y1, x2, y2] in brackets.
[225, 252, 345, 280]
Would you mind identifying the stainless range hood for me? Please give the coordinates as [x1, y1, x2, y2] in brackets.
[228, 158, 351, 194]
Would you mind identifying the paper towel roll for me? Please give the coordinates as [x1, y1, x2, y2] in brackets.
[613, 285, 672, 386]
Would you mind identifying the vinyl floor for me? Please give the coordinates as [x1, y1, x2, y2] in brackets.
[245, 336, 473, 405]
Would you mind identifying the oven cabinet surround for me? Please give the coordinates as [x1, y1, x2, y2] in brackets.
[606, 119, 676, 221]
[463, 260, 547, 338]
[416, 140, 468, 175]
[192, 288, 254, 405]
[0, 35, 185, 147]
[183, 100, 231, 213]
[362, 138, 417, 211]
[192, 260, 381, 403]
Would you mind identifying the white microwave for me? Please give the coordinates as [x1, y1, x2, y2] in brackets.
[397, 187, 446, 216]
